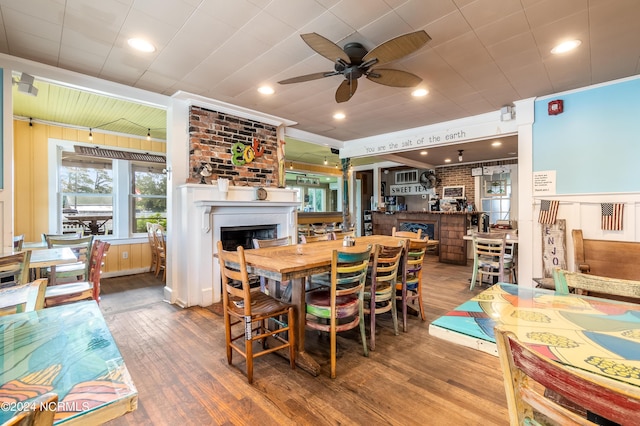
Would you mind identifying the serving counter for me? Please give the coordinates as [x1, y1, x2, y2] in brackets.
[371, 210, 483, 265]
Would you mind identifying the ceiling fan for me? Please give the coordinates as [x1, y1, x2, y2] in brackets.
[278, 30, 431, 103]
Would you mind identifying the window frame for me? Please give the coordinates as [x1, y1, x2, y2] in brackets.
[49, 139, 166, 239]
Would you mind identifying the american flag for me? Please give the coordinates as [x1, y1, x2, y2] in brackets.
[538, 200, 559, 224]
[601, 203, 624, 230]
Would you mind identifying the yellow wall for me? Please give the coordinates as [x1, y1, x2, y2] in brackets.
[14, 120, 165, 275]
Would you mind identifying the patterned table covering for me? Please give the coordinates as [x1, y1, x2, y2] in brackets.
[430, 283, 640, 387]
[0, 301, 137, 423]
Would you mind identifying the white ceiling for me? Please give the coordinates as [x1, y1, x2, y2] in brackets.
[3, 0, 640, 165]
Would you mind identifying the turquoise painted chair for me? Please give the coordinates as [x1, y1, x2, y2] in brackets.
[305, 245, 372, 378]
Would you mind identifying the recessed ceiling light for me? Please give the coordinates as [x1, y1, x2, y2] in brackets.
[412, 88, 429, 97]
[420, 151, 427, 155]
[127, 37, 156, 53]
[551, 39, 581, 54]
[333, 112, 345, 120]
[258, 86, 274, 95]
[444, 158, 451, 163]
[491, 141, 502, 147]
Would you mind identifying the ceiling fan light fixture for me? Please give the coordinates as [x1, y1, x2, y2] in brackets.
[412, 88, 428, 97]
[127, 37, 156, 53]
[257, 86, 274, 95]
[551, 39, 581, 54]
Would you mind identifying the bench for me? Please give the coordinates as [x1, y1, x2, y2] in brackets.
[572, 229, 640, 281]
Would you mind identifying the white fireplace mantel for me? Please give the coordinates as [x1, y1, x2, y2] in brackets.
[173, 184, 299, 307]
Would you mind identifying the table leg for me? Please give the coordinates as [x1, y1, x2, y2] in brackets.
[290, 276, 321, 376]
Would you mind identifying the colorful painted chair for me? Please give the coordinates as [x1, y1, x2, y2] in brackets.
[396, 238, 428, 332]
[495, 326, 640, 425]
[470, 233, 513, 290]
[364, 241, 404, 350]
[305, 245, 372, 378]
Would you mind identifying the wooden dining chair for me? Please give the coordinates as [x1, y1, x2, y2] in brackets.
[0, 278, 47, 316]
[252, 236, 292, 296]
[151, 224, 166, 281]
[2, 392, 58, 426]
[45, 240, 110, 307]
[146, 222, 159, 274]
[553, 268, 640, 299]
[217, 241, 295, 384]
[299, 233, 331, 244]
[305, 245, 372, 378]
[395, 238, 428, 332]
[391, 226, 423, 240]
[470, 233, 514, 290]
[12, 234, 24, 251]
[495, 325, 640, 425]
[364, 241, 404, 350]
[45, 235, 94, 285]
[0, 251, 32, 288]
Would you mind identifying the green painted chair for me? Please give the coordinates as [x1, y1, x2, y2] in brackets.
[305, 245, 372, 378]
[470, 233, 514, 290]
[364, 241, 404, 350]
[45, 235, 94, 285]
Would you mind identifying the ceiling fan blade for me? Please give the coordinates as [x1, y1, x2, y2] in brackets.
[335, 78, 358, 103]
[278, 71, 338, 84]
[362, 30, 431, 67]
[366, 69, 422, 87]
[301, 33, 351, 64]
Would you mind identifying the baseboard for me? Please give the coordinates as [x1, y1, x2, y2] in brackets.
[102, 267, 149, 278]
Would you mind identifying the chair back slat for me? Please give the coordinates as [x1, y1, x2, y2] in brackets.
[0, 251, 31, 286]
[553, 268, 640, 298]
[496, 326, 640, 425]
[252, 236, 291, 248]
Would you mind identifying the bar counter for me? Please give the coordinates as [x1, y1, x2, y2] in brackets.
[371, 210, 483, 265]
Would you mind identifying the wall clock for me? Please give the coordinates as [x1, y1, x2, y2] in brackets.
[256, 187, 267, 200]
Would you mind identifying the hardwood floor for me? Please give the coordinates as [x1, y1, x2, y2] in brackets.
[101, 255, 509, 425]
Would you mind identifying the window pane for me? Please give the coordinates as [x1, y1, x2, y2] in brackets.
[61, 155, 113, 194]
[132, 163, 167, 233]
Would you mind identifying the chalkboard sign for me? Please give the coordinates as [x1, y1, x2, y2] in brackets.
[541, 219, 567, 278]
[442, 185, 464, 198]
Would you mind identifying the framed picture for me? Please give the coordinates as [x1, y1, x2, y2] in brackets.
[442, 185, 465, 199]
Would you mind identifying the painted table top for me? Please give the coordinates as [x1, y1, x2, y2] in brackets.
[0, 301, 137, 424]
[430, 283, 640, 388]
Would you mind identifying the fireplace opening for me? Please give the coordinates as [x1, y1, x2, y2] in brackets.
[220, 225, 278, 251]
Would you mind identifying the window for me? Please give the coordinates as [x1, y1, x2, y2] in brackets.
[394, 169, 418, 184]
[131, 163, 167, 233]
[60, 155, 114, 234]
[480, 173, 511, 224]
[54, 142, 166, 238]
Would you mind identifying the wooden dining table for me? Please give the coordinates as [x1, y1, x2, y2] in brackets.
[242, 234, 432, 375]
[429, 283, 640, 389]
[0, 300, 138, 424]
